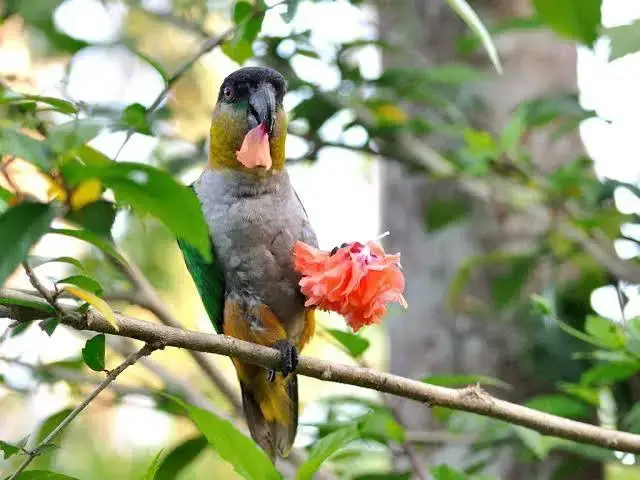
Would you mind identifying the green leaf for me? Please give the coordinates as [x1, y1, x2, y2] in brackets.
[0, 185, 12, 211]
[282, 0, 301, 22]
[359, 411, 405, 443]
[580, 362, 638, 386]
[57, 274, 103, 295]
[0, 439, 20, 459]
[533, 0, 602, 47]
[584, 315, 626, 350]
[232, 0, 253, 23]
[143, 449, 164, 480]
[15, 471, 79, 480]
[558, 383, 600, 406]
[0, 93, 77, 114]
[59, 146, 112, 188]
[48, 228, 126, 265]
[296, 425, 359, 480]
[121, 103, 152, 135]
[65, 200, 116, 239]
[33, 407, 73, 448]
[39, 318, 59, 336]
[326, 328, 370, 358]
[524, 394, 588, 418]
[80, 162, 211, 261]
[222, 2, 265, 64]
[11, 0, 89, 53]
[47, 119, 106, 154]
[11, 321, 32, 336]
[603, 20, 640, 61]
[422, 374, 511, 390]
[622, 402, 640, 432]
[30, 255, 85, 271]
[155, 435, 208, 480]
[0, 202, 57, 285]
[424, 198, 470, 232]
[530, 293, 553, 316]
[0, 294, 55, 314]
[177, 399, 281, 480]
[353, 474, 411, 480]
[0, 128, 51, 169]
[82, 334, 106, 372]
[291, 95, 337, 133]
[444, 0, 502, 73]
[430, 464, 468, 480]
[491, 254, 537, 309]
[125, 45, 170, 82]
[512, 426, 559, 459]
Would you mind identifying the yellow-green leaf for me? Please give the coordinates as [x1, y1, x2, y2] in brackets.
[444, 0, 503, 73]
[70, 179, 103, 211]
[63, 285, 118, 331]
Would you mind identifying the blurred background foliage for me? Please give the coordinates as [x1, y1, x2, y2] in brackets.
[0, 0, 640, 479]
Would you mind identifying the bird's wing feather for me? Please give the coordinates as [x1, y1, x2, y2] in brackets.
[177, 185, 225, 333]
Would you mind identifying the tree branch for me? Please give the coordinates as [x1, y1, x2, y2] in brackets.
[3, 288, 640, 455]
[7, 342, 161, 480]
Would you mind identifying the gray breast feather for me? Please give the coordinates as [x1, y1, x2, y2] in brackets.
[194, 168, 318, 329]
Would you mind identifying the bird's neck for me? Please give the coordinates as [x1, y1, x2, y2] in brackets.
[208, 110, 287, 173]
[205, 168, 292, 199]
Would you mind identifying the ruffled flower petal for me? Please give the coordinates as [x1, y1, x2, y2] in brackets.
[293, 240, 407, 331]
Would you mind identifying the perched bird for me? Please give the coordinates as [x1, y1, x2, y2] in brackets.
[178, 66, 318, 460]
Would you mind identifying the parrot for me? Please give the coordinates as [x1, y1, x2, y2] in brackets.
[177, 66, 318, 460]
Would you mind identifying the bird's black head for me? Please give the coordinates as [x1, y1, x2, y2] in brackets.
[209, 67, 289, 172]
[217, 66, 287, 136]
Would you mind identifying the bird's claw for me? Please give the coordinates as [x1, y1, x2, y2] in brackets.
[267, 339, 298, 382]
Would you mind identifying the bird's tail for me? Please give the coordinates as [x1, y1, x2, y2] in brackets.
[240, 371, 298, 461]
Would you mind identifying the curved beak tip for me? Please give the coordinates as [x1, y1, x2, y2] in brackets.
[249, 83, 277, 137]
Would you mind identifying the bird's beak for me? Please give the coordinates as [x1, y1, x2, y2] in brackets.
[248, 83, 277, 136]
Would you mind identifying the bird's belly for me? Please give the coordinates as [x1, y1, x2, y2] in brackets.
[209, 200, 306, 337]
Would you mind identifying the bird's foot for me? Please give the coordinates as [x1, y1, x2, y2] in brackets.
[267, 340, 298, 382]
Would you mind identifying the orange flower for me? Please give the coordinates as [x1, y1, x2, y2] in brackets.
[236, 123, 272, 170]
[293, 240, 407, 331]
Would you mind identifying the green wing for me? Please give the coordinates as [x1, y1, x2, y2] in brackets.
[176, 187, 225, 333]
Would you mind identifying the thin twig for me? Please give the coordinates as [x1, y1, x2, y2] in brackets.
[104, 334, 216, 411]
[7, 342, 161, 479]
[22, 262, 62, 314]
[113, 26, 233, 161]
[0, 355, 157, 399]
[3, 288, 640, 455]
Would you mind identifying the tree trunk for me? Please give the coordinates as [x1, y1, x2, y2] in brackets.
[377, 0, 599, 478]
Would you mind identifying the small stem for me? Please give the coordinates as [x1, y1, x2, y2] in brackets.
[22, 262, 63, 315]
[8, 343, 160, 479]
[113, 26, 233, 161]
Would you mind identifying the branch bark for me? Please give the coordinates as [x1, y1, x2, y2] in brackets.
[3, 287, 640, 455]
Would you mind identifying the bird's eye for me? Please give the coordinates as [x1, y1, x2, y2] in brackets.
[223, 86, 234, 100]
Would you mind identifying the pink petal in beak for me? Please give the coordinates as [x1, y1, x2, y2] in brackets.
[236, 123, 272, 170]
